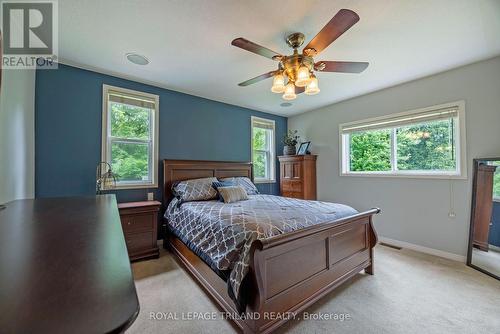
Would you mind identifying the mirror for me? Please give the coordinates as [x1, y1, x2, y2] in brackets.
[467, 158, 500, 279]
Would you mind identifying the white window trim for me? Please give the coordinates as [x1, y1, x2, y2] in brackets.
[339, 100, 467, 179]
[101, 84, 160, 189]
[251, 116, 276, 183]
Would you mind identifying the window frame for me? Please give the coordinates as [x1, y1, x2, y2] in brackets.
[339, 101, 467, 179]
[251, 116, 276, 183]
[101, 84, 160, 189]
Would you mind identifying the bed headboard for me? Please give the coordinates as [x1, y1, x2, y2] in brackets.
[163, 159, 253, 204]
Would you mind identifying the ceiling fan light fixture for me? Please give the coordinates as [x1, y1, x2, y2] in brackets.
[282, 83, 297, 100]
[305, 74, 320, 95]
[232, 9, 367, 99]
[295, 66, 310, 87]
[271, 73, 286, 93]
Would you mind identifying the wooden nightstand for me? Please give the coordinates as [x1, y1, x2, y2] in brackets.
[118, 201, 161, 262]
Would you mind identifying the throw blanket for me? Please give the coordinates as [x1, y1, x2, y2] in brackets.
[165, 194, 358, 312]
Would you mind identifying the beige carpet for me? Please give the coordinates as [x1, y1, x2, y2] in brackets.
[127, 244, 500, 334]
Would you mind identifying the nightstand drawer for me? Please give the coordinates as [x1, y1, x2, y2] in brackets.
[121, 213, 153, 234]
[125, 231, 154, 252]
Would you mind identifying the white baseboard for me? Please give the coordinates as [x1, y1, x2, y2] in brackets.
[379, 236, 466, 263]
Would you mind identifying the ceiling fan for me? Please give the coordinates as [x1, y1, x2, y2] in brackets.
[231, 9, 368, 100]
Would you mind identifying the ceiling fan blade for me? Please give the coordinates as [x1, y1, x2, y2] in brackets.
[303, 9, 360, 56]
[238, 70, 278, 86]
[232, 38, 283, 60]
[295, 86, 305, 94]
[315, 61, 369, 73]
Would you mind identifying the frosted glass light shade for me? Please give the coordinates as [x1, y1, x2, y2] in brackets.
[271, 73, 285, 93]
[282, 83, 297, 100]
[295, 66, 310, 87]
[305, 75, 320, 95]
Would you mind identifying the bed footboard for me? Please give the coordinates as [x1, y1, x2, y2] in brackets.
[244, 208, 379, 334]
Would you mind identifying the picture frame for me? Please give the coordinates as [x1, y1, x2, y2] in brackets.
[297, 141, 311, 155]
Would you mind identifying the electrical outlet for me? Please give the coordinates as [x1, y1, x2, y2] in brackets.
[448, 212, 456, 218]
[147, 192, 154, 201]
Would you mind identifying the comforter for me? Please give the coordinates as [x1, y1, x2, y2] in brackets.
[165, 194, 358, 312]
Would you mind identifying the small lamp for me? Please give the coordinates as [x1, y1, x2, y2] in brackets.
[96, 162, 117, 194]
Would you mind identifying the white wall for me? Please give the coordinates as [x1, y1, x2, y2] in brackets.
[289, 56, 500, 257]
[0, 69, 36, 204]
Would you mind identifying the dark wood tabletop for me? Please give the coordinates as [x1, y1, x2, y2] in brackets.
[0, 195, 139, 334]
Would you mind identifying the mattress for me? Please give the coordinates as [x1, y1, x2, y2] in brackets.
[165, 194, 358, 312]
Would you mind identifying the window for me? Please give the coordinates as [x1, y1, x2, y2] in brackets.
[340, 101, 466, 178]
[102, 85, 159, 189]
[491, 161, 500, 202]
[251, 116, 276, 183]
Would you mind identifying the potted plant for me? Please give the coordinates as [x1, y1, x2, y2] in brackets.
[283, 130, 300, 155]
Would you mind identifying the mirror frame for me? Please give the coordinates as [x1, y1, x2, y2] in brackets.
[466, 157, 500, 280]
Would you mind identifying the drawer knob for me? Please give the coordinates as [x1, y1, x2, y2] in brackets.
[127, 221, 131, 225]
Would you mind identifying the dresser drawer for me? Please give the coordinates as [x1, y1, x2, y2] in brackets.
[282, 191, 303, 199]
[121, 213, 154, 234]
[282, 181, 303, 193]
[125, 231, 154, 252]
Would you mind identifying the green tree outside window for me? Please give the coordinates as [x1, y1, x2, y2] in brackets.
[348, 118, 458, 173]
[110, 102, 151, 182]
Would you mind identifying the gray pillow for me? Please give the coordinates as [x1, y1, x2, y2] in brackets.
[218, 186, 249, 203]
[172, 177, 218, 202]
[219, 177, 259, 195]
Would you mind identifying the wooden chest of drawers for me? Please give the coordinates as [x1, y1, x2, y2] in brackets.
[472, 164, 497, 251]
[278, 155, 317, 200]
[118, 201, 161, 262]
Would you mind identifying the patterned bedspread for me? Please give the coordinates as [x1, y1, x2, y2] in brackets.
[165, 194, 358, 312]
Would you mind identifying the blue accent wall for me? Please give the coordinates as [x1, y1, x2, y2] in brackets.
[489, 201, 500, 247]
[35, 64, 286, 202]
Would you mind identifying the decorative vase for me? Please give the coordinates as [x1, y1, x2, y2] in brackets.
[283, 145, 296, 155]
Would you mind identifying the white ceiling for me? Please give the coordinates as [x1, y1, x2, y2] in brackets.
[58, 0, 500, 116]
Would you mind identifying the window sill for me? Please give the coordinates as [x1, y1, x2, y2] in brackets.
[340, 172, 467, 180]
[254, 179, 276, 184]
[104, 183, 158, 190]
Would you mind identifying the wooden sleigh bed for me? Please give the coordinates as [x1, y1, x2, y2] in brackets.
[162, 159, 379, 334]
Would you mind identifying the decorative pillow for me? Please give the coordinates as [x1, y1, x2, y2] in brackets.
[217, 186, 249, 204]
[212, 181, 235, 201]
[172, 177, 218, 203]
[219, 177, 259, 195]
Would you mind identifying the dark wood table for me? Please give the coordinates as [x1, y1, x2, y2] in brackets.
[0, 195, 139, 333]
